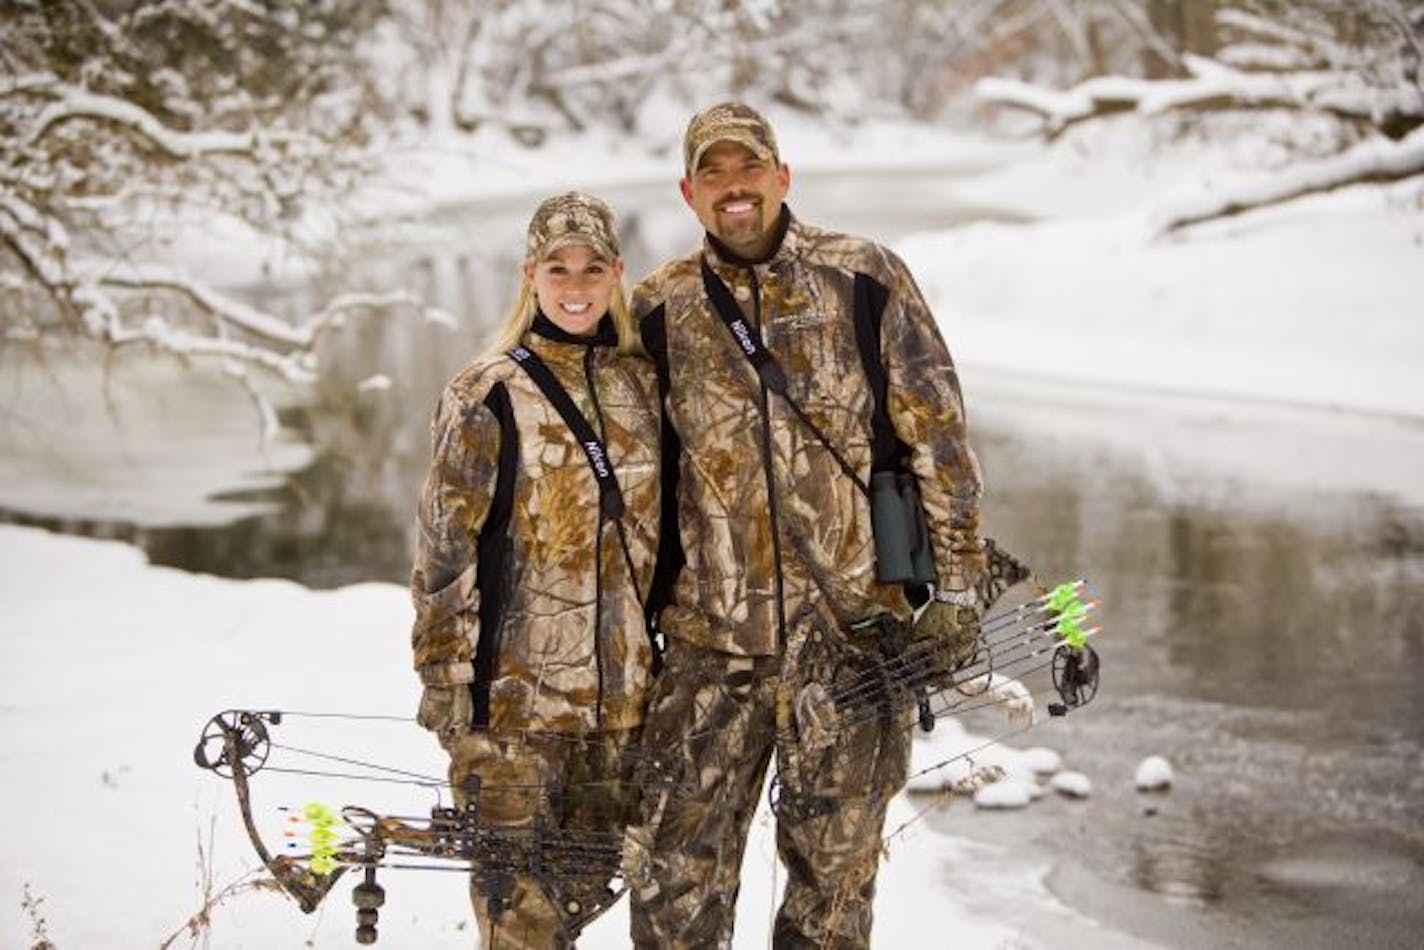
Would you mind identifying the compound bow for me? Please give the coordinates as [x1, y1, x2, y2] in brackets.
[193, 710, 628, 944]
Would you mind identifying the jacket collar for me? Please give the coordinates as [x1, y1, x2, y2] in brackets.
[703, 204, 799, 271]
[529, 310, 618, 348]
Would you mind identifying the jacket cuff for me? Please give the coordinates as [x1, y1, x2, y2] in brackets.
[418, 661, 475, 687]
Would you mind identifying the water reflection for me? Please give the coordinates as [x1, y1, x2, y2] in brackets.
[943, 375, 1424, 946]
[1127, 809, 1231, 905]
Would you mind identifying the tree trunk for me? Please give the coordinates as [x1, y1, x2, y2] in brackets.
[1181, 0, 1218, 59]
[1143, 0, 1218, 77]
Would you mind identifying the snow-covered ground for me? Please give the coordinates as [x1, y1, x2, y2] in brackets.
[905, 139, 1424, 420]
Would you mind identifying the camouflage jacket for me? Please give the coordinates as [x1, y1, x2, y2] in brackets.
[410, 315, 661, 733]
[632, 209, 986, 657]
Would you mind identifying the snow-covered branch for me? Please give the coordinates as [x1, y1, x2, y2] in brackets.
[1156, 124, 1424, 232]
[91, 270, 438, 372]
[977, 54, 1424, 140]
[92, 268, 292, 345]
[975, 4, 1424, 234]
[27, 87, 271, 159]
[83, 278, 436, 441]
[107, 312, 319, 384]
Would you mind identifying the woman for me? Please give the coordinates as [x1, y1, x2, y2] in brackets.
[410, 192, 661, 948]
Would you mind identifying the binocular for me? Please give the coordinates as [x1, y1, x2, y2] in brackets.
[870, 470, 935, 585]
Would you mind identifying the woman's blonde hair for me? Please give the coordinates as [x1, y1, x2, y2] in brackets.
[483, 269, 640, 358]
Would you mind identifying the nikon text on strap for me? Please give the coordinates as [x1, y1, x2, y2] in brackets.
[508, 345, 624, 520]
[699, 258, 790, 397]
[699, 258, 869, 495]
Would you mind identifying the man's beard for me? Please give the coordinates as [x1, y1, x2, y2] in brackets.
[714, 200, 767, 254]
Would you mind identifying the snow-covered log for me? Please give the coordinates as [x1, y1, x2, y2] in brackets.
[976, 54, 1424, 141]
[1157, 124, 1424, 231]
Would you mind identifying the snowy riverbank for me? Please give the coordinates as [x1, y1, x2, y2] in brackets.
[906, 171, 1424, 421]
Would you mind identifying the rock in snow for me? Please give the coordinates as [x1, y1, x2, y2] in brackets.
[1020, 746, 1063, 775]
[1135, 755, 1174, 791]
[974, 778, 1035, 810]
[1051, 770, 1092, 798]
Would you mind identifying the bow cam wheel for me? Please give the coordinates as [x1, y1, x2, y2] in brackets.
[1051, 645, 1100, 710]
[193, 710, 273, 777]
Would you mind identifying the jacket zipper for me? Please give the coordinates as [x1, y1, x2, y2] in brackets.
[583, 344, 606, 731]
[747, 267, 788, 653]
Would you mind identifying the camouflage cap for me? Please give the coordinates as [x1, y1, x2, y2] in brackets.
[525, 192, 620, 262]
[683, 101, 780, 175]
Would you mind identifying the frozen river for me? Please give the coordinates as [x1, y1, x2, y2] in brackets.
[2, 168, 1421, 948]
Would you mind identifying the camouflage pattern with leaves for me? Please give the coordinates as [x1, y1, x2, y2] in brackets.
[410, 330, 661, 733]
[632, 211, 987, 658]
[626, 634, 911, 949]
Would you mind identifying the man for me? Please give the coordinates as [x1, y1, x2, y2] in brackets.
[627, 102, 991, 948]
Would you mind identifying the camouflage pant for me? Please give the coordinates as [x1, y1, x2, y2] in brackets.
[626, 638, 912, 949]
[443, 729, 639, 948]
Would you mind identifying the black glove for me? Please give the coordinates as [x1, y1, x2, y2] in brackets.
[416, 685, 473, 739]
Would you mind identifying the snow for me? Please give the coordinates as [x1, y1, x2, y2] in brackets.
[956, 673, 1036, 729]
[357, 374, 395, 393]
[1135, 756, 1175, 792]
[1020, 747, 1064, 775]
[1152, 124, 1424, 230]
[29, 85, 265, 159]
[902, 174, 1424, 422]
[974, 779, 1036, 810]
[1051, 771, 1093, 799]
[977, 54, 1424, 135]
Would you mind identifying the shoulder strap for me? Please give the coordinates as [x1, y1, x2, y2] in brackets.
[699, 257, 874, 494]
[851, 272, 910, 473]
[508, 344, 624, 520]
[639, 305, 685, 643]
[700, 257, 789, 395]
